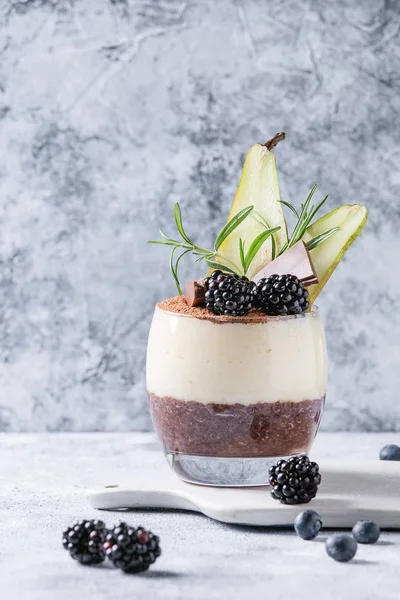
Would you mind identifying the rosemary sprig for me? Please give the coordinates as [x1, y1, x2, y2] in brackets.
[306, 227, 340, 251]
[239, 238, 246, 271]
[214, 206, 254, 250]
[251, 210, 277, 260]
[279, 185, 339, 254]
[169, 247, 192, 294]
[280, 200, 299, 220]
[149, 203, 281, 293]
[149, 203, 252, 293]
[239, 227, 281, 274]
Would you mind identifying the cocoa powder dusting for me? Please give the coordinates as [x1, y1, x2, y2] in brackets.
[157, 295, 299, 324]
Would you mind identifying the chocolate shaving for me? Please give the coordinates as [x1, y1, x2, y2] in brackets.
[252, 240, 318, 287]
[184, 280, 206, 307]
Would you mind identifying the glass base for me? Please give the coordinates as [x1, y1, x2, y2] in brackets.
[165, 452, 298, 487]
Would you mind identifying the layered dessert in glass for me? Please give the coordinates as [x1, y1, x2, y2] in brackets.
[147, 132, 367, 486]
[147, 298, 326, 485]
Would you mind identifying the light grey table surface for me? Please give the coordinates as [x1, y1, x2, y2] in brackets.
[1, 432, 399, 600]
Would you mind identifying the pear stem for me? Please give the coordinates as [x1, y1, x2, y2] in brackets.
[264, 132, 286, 150]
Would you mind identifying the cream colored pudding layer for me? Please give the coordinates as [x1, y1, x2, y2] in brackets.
[146, 305, 327, 405]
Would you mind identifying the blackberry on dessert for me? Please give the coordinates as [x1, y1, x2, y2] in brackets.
[204, 271, 256, 316]
[256, 274, 309, 316]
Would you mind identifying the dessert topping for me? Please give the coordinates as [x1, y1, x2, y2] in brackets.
[148, 202, 279, 295]
[204, 271, 256, 316]
[256, 274, 310, 316]
[149, 134, 370, 309]
[185, 279, 206, 307]
[253, 240, 318, 286]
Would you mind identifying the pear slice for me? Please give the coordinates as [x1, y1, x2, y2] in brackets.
[216, 134, 288, 279]
[303, 204, 368, 304]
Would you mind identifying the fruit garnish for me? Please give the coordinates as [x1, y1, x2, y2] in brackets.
[204, 271, 256, 316]
[256, 274, 309, 316]
[253, 240, 318, 286]
[149, 134, 368, 305]
[215, 133, 288, 279]
[209, 141, 365, 298]
[303, 204, 368, 304]
[149, 203, 279, 294]
[277, 183, 339, 256]
[269, 455, 321, 504]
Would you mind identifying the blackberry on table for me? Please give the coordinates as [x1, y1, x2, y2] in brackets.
[62, 519, 107, 565]
[104, 522, 161, 573]
[256, 274, 309, 316]
[269, 455, 321, 505]
[204, 270, 256, 316]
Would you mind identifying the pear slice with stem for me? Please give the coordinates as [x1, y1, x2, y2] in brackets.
[303, 204, 368, 304]
[215, 133, 288, 279]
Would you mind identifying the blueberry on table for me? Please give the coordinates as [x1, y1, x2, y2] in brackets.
[325, 534, 357, 562]
[294, 509, 322, 540]
[379, 444, 400, 461]
[352, 520, 380, 544]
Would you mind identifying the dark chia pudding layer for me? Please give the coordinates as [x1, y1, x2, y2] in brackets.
[149, 394, 325, 458]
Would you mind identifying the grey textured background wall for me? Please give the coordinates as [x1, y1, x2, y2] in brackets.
[1, 0, 399, 432]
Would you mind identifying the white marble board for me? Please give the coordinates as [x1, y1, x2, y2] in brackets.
[87, 460, 400, 528]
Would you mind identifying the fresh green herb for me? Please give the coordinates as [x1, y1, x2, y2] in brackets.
[242, 227, 280, 274]
[306, 227, 340, 251]
[149, 181, 339, 295]
[149, 203, 251, 293]
[279, 185, 339, 254]
[204, 260, 238, 275]
[239, 238, 246, 272]
[169, 247, 192, 295]
[214, 206, 254, 251]
[251, 210, 277, 260]
[149, 203, 281, 293]
[279, 200, 300, 220]
[173, 204, 192, 245]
